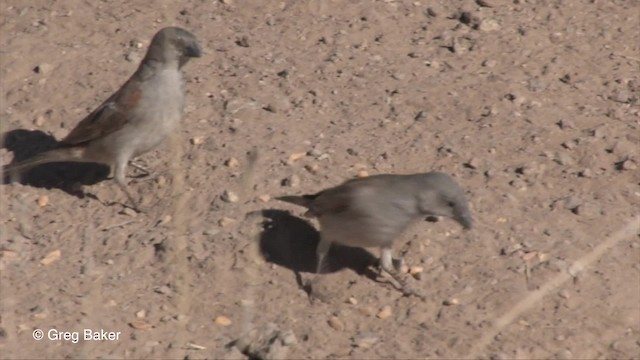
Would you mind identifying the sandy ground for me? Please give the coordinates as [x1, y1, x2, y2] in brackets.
[1, 0, 639, 359]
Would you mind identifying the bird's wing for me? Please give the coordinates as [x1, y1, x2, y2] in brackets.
[60, 79, 141, 146]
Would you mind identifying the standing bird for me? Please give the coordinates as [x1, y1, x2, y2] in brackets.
[276, 172, 473, 297]
[2, 27, 201, 211]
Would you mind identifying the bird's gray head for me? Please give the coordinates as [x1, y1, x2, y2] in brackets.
[145, 27, 202, 67]
[416, 172, 473, 230]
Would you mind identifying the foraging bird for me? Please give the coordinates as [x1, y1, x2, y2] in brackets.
[276, 172, 472, 297]
[2, 27, 202, 211]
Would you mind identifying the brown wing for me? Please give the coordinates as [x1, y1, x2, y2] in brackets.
[60, 79, 142, 146]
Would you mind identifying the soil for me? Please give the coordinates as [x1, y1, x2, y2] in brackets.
[1, 0, 639, 359]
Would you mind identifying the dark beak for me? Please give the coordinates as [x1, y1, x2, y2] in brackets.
[457, 213, 473, 230]
[185, 42, 202, 58]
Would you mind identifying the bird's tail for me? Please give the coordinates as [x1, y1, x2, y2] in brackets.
[274, 194, 316, 209]
[2, 147, 86, 180]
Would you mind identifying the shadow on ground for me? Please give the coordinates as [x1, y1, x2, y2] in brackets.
[1, 129, 110, 197]
[258, 209, 378, 277]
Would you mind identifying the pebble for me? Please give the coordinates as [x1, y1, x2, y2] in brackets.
[347, 297, 358, 305]
[33, 63, 52, 75]
[214, 315, 232, 326]
[352, 333, 379, 348]
[478, 18, 500, 32]
[288, 152, 306, 164]
[282, 174, 301, 187]
[476, 0, 493, 7]
[36, 195, 49, 207]
[376, 305, 393, 319]
[225, 157, 239, 167]
[619, 159, 637, 171]
[482, 59, 497, 67]
[356, 170, 369, 178]
[558, 289, 571, 299]
[557, 119, 576, 130]
[203, 228, 220, 236]
[40, 250, 61, 265]
[219, 217, 237, 227]
[304, 164, 319, 174]
[257, 194, 271, 202]
[221, 190, 239, 203]
[466, 158, 482, 169]
[136, 309, 146, 319]
[572, 202, 600, 217]
[130, 320, 152, 330]
[34, 115, 46, 127]
[443, 298, 460, 306]
[327, 316, 344, 331]
[190, 136, 205, 145]
[409, 266, 424, 280]
[121, 208, 137, 217]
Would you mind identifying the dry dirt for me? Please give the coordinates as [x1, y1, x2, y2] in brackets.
[1, 0, 639, 359]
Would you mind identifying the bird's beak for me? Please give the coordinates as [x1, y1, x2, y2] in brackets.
[186, 43, 202, 58]
[457, 213, 473, 230]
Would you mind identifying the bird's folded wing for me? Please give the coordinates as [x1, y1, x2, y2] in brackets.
[60, 81, 140, 146]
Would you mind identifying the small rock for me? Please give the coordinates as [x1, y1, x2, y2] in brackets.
[136, 310, 146, 319]
[221, 190, 239, 203]
[34, 115, 46, 127]
[219, 217, 237, 227]
[465, 158, 482, 169]
[288, 152, 306, 164]
[578, 169, 593, 178]
[304, 164, 319, 174]
[130, 320, 153, 330]
[156, 175, 167, 187]
[554, 152, 574, 165]
[558, 289, 571, 299]
[619, 159, 637, 171]
[478, 18, 500, 32]
[409, 266, 424, 280]
[257, 194, 271, 202]
[190, 136, 205, 145]
[509, 179, 527, 190]
[556, 119, 576, 130]
[214, 315, 232, 326]
[476, 0, 493, 7]
[121, 208, 138, 217]
[376, 305, 393, 319]
[36, 195, 49, 207]
[443, 298, 460, 306]
[40, 249, 61, 265]
[203, 228, 220, 236]
[33, 63, 52, 75]
[347, 297, 358, 305]
[572, 202, 600, 217]
[482, 59, 497, 67]
[282, 174, 301, 187]
[357, 170, 369, 178]
[327, 316, 344, 331]
[352, 333, 379, 348]
[225, 157, 239, 167]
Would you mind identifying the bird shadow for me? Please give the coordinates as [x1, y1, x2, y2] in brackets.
[1, 129, 110, 197]
[257, 209, 379, 282]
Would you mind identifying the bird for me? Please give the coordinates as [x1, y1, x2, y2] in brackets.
[2, 26, 202, 211]
[276, 171, 473, 298]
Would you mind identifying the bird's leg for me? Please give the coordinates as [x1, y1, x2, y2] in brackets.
[114, 161, 146, 213]
[128, 160, 150, 178]
[380, 247, 425, 300]
[315, 238, 331, 274]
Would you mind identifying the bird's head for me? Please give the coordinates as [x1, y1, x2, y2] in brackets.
[145, 27, 202, 67]
[417, 172, 473, 230]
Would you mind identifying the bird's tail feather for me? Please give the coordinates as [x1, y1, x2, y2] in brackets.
[2, 147, 86, 179]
